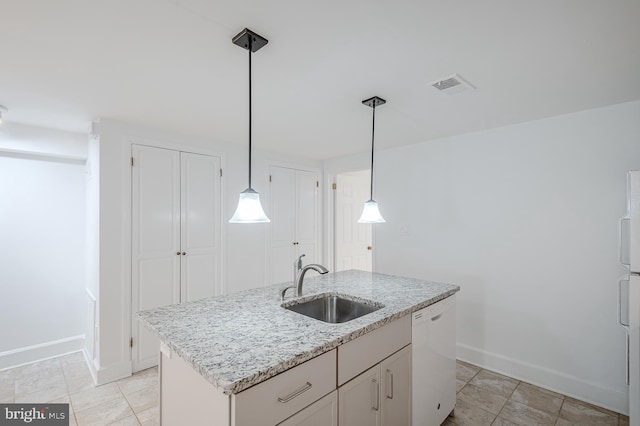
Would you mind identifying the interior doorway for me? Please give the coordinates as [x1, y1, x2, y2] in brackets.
[334, 170, 372, 272]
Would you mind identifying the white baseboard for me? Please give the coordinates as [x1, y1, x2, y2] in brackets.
[457, 343, 628, 416]
[94, 360, 132, 385]
[82, 347, 99, 385]
[0, 335, 85, 370]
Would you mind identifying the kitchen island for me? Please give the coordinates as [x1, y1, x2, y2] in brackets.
[138, 269, 459, 425]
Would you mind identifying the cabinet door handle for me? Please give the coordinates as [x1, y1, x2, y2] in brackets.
[176, 252, 181, 255]
[431, 313, 442, 321]
[277, 382, 312, 403]
[371, 379, 379, 411]
[386, 369, 394, 399]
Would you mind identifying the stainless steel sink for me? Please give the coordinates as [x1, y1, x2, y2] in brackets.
[284, 294, 383, 323]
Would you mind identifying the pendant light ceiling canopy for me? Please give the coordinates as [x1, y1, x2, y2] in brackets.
[358, 96, 386, 224]
[229, 28, 270, 223]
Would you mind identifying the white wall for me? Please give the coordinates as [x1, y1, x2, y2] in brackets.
[0, 122, 87, 368]
[93, 118, 322, 383]
[370, 100, 640, 413]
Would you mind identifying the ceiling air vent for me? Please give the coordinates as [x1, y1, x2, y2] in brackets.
[429, 74, 475, 95]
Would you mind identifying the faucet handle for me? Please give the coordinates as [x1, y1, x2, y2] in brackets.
[280, 285, 296, 301]
[295, 254, 306, 269]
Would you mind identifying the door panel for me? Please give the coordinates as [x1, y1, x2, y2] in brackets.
[269, 166, 320, 286]
[296, 170, 318, 247]
[180, 153, 221, 302]
[271, 167, 296, 245]
[182, 254, 218, 302]
[131, 145, 180, 372]
[272, 245, 295, 285]
[336, 172, 372, 272]
[270, 167, 296, 285]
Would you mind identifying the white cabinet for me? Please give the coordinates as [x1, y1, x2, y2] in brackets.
[339, 364, 381, 426]
[339, 346, 411, 426]
[131, 145, 221, 372]
[338, 316, 412, 426]
[381, 346, 412, 426]
[278, 391, 338, 426]
[158, 298, 457, 426]
[269, 166, 319, 285]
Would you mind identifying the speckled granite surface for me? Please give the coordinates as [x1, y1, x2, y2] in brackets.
[137, 269, 459, 395]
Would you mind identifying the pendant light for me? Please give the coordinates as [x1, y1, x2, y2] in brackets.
[358, 96, 386, 224]
[229, 28, 271, 223]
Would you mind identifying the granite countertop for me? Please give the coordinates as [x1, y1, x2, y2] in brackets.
[137, 269, 459, 395]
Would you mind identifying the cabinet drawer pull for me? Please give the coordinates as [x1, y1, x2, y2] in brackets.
[386, 369, 394, 399]
[431, 313, 442, 321]
[277, 382, 312, 403]
[371, 379, 380, 411]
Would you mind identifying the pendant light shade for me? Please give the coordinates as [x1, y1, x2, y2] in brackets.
[358, 96, 386, 224]
[229, 28, 270, 223]
[230, 188, 270, 223]
[358, 200, 385, 223]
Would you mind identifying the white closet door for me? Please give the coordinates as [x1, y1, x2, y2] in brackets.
[270, 166, 296, 285]
[296, 170, 319, 267]
[180, 152, 221, 302]
[336, 173, 372, 272]
[132, 145, 181, 372]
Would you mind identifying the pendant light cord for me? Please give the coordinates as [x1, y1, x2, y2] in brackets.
[248, 46, 252, 189]
[369, 103, 376, 200]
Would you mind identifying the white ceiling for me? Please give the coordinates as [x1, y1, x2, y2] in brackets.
[1, 0, 639, 160]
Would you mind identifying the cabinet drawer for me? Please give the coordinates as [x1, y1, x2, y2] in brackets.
[338, 315, 411, 385]
[232, 349, 336, 426]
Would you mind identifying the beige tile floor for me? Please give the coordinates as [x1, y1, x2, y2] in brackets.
[0, 352, 159, 426]
[447, 360, 630, 426]
[0, 353, 631, 426]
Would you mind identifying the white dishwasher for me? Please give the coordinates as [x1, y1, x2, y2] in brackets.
[412, 295, 456, 426]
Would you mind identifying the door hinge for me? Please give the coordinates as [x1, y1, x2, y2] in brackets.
[269, 175, 272, 182]
[220, 168, 223, 177]
[332, 183, 337, 190]
[131, 157, 134, 167]
[129, 337, 133, 348]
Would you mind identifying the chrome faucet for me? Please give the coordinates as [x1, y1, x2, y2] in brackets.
[294, 263, 329, 297]
[280, 255, 329, 300]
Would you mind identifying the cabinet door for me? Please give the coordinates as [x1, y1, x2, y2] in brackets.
[131, 145, 181, 372]
[270, 166, 296, 285]
[338, 365, 381, 426]
[278, 390, 337, 426]
[180, 152, 221, 302]
[381, 346, 411, 426]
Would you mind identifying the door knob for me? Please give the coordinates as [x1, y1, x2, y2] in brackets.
[367, 246, 372, 250]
